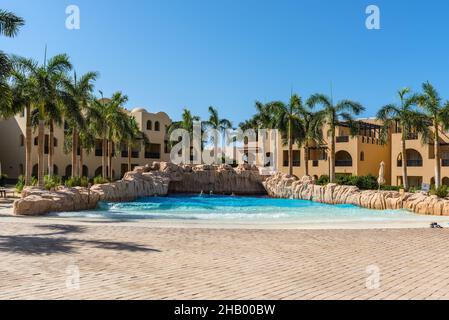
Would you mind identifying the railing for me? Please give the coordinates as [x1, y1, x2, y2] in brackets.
[442, 159, 449, 167]
[292, 160, 300, 167]
[131, 151, 140, 158]
[335, 160, 352, 167]
[407, 160, 423, 167]
[406, 133, 418, 140]
[145, 152, 160, 159]
[283, 161, 289, 167]
[397, 160, 423, 167]
[336, 136, 349, 143]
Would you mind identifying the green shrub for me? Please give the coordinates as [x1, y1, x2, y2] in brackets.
[31, 176, 37, 187]
[65, 176, 81, 187]
[430, 185, 448, 198]
[15, 175, 25, 193]
[316, 175, 329, 185]
[381, 185, 402, 191]
[334, 174, 378, 190]
[44, 175, 62, 190]
[93, 176, 109, 185]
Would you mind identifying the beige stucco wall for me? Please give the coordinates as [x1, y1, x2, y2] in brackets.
[0, 107, 172, 180]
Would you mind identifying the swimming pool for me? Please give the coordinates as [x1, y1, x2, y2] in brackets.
[53, 194, 434, 223]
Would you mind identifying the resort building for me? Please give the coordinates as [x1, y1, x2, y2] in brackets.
[0, 108, 172, 180]
[390, 122, 449, 189]
[276, 119, 392, 184]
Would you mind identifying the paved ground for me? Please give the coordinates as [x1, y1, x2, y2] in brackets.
[1, 218, 449, 300]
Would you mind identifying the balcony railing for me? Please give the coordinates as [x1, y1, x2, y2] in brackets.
[292, 160, 300, 167]
[131, 151, 140, 158]
[442, 159, 449, 167]
[336, 136, 349, 143]
[335, 160, 352, 167]
[145, 152, 160, 159]
[397, 160, 423, 167]
[283, 161, 289, 167]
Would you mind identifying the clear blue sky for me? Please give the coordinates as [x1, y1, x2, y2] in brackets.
[3, 0, 449, 124]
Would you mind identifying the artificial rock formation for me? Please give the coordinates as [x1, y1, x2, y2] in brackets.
[264, 172, 449, 216]
[13, 162, 267, 216]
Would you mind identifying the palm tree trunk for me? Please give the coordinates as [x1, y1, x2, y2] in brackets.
[48, 120, 54, 176]
[288, 120, 293, 177]
[330, 127, 336, 183]
[71, 128, 78, 177]
[25, 106, 32, 186]
[37, 119, 45, 188]
[128, 145, 132, 172]
[102, 137, 107, 178]
[108, 140, 113, 180]
[401, 132, 409, 190]
[304, 145, 309, 177]
[434, 122, 441, 188]
[79, 148, 84, 178]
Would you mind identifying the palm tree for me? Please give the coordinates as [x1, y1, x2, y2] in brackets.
[167, 108, 201, 161]
[299, 109, 324, 177]
[123, 116, 149, 172]
[14, 54, 72, 187]
[416, 82, 449, 189]
[0, 9, 24, 117]
[9, 68, 35, 185]
[88, 97, 109, 179]
[204, 106, 232, 164]
[377, 88, 430, 190]
[102, 92, 129, 180]
[61, 71, 98, 178]
[307, 94, 364, 182]
[269, 95, 305, 177]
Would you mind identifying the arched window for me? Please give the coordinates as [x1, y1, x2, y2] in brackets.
[82, 165, 88, 178]
[360, 152, 365, 161]
[20, 135, 24, 147]
[95, 166, 103, 177]
[147, 120, 152, 130]
[53, 165, 59, 176]
[32, 164, 38, 178]
[155, 121, 160, 131]
[405, 149, 423, 167]
[54, 138, 58, 147]
[335, 151, 353, 167]
[34, 137, 38, 146]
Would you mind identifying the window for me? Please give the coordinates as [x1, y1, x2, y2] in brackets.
[360, 152, 365, 161]
[155, 121, 160, 131]
[292, 150, 300, 167]
[145, 143, 161, 159]
[283, 150, 289, 167]
[20, 135, 24, 147]
[54, 138, 58, 147]
[34, 137, 38, 146]
[146, 120, 152, 130]
[164, 140, 170, 154]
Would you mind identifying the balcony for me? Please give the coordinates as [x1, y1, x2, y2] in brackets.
[335, 160, 352, 167]
[131, 151, 140, 158]
[336, 136, 349, 143]
[397, 160, 423, 167]
[145, 152, 161, 159]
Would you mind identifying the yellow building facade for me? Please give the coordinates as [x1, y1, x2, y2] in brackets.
[0, 108, 172, 180]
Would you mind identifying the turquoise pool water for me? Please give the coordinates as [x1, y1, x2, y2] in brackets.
[54, 194, 430, 222]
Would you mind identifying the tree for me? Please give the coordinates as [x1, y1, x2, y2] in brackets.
[204, 106, 232, 164]
[416, 82, 449, 189]
[14, 54, 72, 187]
[123, 116, 149, 172]
[299, 109, 325, 177]
[167, 108, 201, 162]
[377, 88, 430, 190]
[307, 94, 364, 182]
[270, 94, 305, 177]
[61, 71, 98, 177]
[9, 68, 35, 185]
[0, 9, 24, 118]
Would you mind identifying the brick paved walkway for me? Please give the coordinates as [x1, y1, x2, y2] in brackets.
[1, 219, 449, 300]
